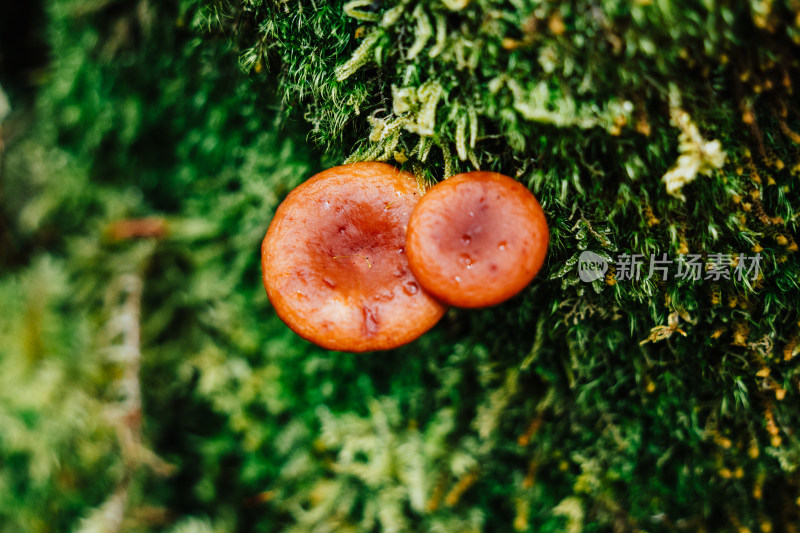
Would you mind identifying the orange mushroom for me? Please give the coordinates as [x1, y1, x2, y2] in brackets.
[406, 171, 549, 308]
[262, 162, 446, 352]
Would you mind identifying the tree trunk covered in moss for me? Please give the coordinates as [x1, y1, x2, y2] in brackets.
[0, 0, 799, 532]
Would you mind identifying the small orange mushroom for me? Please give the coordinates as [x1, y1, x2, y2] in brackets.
[406, 171, 549, 308]
[262, 162, 446, 352]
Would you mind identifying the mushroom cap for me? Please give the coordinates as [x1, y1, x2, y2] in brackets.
[262, 162, 447, 352]
[406, 171, 549, 308]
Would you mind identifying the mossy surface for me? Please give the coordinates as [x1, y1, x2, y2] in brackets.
[0, 0, 799, 532]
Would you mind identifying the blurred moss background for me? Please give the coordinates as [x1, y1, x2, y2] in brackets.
[1, 0, 800, 532]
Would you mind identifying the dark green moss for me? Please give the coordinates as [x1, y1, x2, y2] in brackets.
[0, 0, 799, 531]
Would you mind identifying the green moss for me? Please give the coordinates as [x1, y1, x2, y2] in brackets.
[209, 0, 800, 530]
[0, 0, 799, 531]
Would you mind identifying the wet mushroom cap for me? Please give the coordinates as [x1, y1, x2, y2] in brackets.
[406, 171, 549, 308]
[262, 162, 447, 352]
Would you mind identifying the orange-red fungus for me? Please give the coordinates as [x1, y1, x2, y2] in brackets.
[262, 162, 446, 352]
[406, 171, 549, 308]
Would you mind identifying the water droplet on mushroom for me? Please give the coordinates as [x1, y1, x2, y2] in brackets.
[461, 234, 472, 245]
[498, 241, 507, 251]
[454, 276, 461, 284]
[460, 253, 473, 269]
[362, 305, 379, 337]
[468, 211, 475, 217]
[402, 281, 419, 295]
[338, 225, 347, 234]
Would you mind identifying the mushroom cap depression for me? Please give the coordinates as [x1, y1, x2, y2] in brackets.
[262, 162, 446, 352]
[406, 171, 549, 308]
